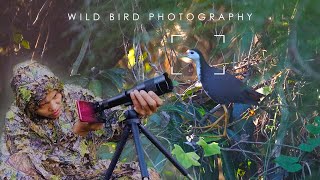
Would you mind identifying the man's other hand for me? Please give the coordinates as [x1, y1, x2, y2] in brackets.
[130, 90, 163, 117]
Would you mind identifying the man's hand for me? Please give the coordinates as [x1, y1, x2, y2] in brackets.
[73, 121, 104, 136]
[130, 90, 163, 117]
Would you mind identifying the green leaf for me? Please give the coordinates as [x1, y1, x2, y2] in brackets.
[88, 79, 103, 97]
[262, 86, 273, 95]
[197, 138, 221, 157]
[298, 143, 315, 152]
[298, 137, 320, 152]
[171, 144, 200, 169]
[196, 107, 206, 117]
[256, 86, 273, 96]
[275, 155, 302, 172]
[306, 124, 320, 134]
[307, 137, 320, 146]
[21, 39, 30, 49]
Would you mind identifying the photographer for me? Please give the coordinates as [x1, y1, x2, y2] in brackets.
[0, 61, 162, 179]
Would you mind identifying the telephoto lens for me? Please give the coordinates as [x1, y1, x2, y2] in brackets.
[77, 73, 173, 123]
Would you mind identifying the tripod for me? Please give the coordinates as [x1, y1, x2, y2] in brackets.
[104, 108, 193, 180]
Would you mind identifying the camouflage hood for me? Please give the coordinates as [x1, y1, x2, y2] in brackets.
[10, 61, 64, 119]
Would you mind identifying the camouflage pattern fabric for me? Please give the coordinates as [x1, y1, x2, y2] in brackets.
[0, 61, 160, 180]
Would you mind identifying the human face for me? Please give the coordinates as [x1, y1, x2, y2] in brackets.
[35, 90, 62, 119]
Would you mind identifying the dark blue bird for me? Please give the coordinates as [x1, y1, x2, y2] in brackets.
[180, 49, 263, 105]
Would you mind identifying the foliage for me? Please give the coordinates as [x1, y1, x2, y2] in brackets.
[275, 155, 302, 173]
[171, 144, 201, 169]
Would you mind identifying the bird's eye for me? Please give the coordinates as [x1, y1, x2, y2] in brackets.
[191, 52, 194, 54]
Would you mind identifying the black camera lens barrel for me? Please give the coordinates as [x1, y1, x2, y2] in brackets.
[95, 73, 173, 112]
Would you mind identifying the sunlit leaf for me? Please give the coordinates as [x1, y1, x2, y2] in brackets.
[21, 39, 30, 49]
[127, 48, 136, 69]
[197, 138, 221, 157]
[171, 144, 200, 169]
[144, 62, 152, 72]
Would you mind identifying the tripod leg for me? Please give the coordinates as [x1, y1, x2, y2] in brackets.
[131, 122, 149, 179]
[138, 124, 193, 180]
[104, 125, 130, 180]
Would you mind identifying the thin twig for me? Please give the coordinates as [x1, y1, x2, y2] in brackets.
[70, 32, 91, 76]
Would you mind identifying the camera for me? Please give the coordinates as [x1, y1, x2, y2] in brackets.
[76, 72, 173, 123]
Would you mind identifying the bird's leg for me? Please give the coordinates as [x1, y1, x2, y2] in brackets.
[222, 105, 229, 137]
[193, 104, 229, 138]
[203, 115, 225, 132]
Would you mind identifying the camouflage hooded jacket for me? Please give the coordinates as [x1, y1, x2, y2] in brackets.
[0, 61, 159, 179]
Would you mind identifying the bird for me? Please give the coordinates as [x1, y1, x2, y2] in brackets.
[180, 48, 263, 105]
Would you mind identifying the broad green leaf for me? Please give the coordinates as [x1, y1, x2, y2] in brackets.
[297, 137, 320, 152]
[256, 86, 273, 96]
[298, 143, 314, 152]
[171, 144, 200, 169]
[306, 124, 320, 134]
[197, 138, 221, 157]
[307, 137, 320, 146]
[275, 155, 302, 172]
